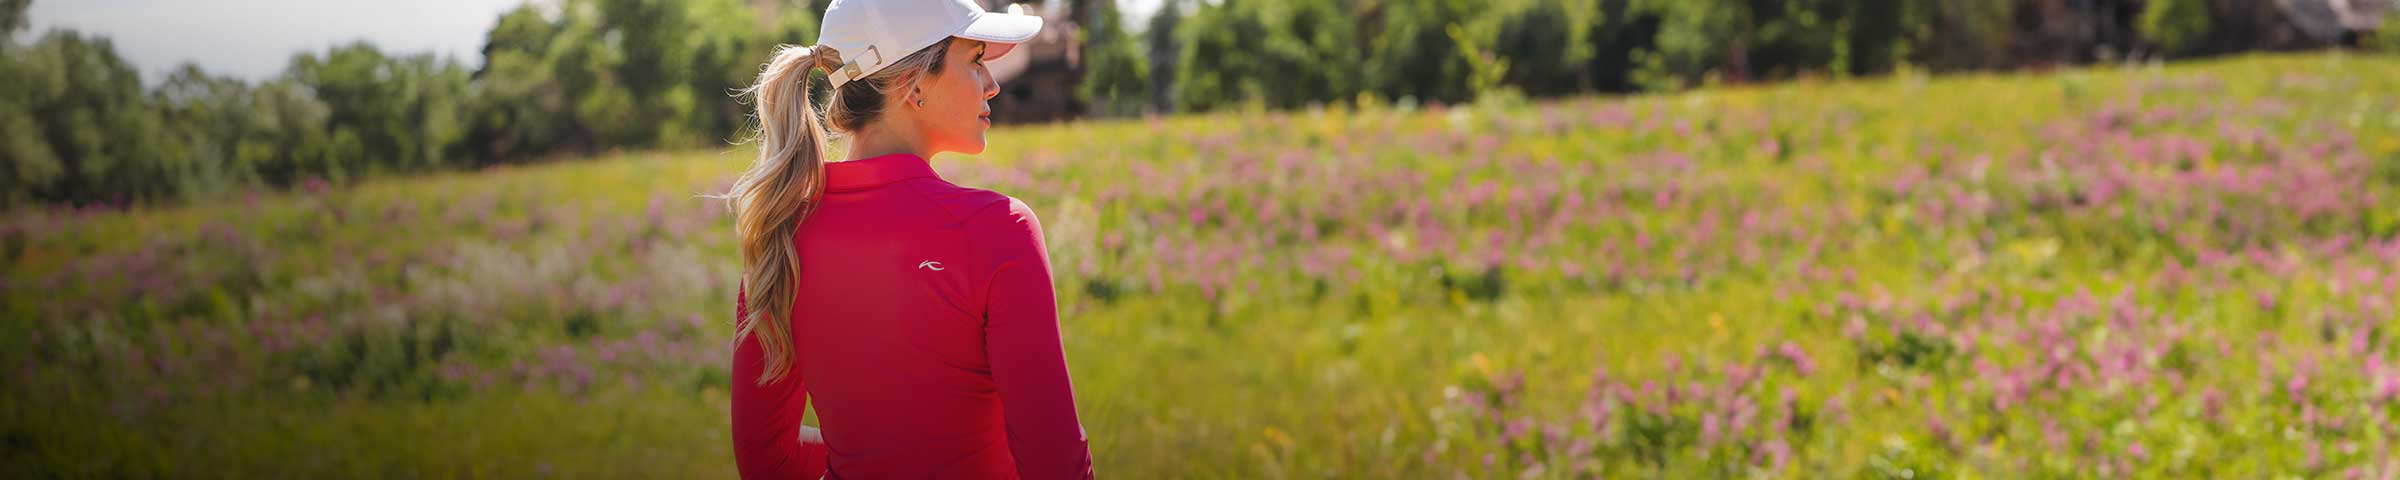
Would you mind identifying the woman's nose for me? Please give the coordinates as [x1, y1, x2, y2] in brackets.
[980, 67, 1000, 100]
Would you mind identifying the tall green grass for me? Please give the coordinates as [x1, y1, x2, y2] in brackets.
[5, 52, 2399, 478]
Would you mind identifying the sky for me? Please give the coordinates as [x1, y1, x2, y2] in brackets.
[22, 0, 1171, 86]
[23, 0, 562, 84]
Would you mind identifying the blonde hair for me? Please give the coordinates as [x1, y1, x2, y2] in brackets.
[722, 39, 955, 385]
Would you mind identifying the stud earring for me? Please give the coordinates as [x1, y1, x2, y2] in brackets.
[916, 99, 927, 107]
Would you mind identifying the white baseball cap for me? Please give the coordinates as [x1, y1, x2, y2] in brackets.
[817, 0, 1045, 89]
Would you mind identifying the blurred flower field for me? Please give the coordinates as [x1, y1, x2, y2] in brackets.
[5, 53, 2400, 478]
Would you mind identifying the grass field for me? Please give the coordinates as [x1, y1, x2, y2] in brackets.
[6, 52, 2400, 478]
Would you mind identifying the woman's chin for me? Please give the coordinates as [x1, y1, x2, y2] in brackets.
[957, 134, 988, 155]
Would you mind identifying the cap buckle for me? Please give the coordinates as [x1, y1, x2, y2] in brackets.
[835, 45, 884, 86]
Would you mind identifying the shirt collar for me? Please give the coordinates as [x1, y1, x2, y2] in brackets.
[825, 153, 940, 192]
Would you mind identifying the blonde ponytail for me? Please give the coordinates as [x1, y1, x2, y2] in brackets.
[725, 44, 839, 385]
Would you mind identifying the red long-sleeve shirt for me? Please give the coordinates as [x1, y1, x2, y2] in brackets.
[731, 153, 1093, 479]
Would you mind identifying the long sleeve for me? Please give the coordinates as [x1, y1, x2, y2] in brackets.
[969, 198, 1095, 480]
[730, 282, 831, 480]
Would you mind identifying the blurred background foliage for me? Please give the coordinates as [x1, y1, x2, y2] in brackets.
[3, 0, 818, 208]
[3, 0, 2393, 208]
[6, 0, 2400, 476]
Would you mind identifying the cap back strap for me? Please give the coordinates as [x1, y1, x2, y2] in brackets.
[827, 45, 884, 86]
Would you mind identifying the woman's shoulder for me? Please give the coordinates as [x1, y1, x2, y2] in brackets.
[913, 183, 1044, 268]
[910, 180, 1037, 227]
[962, 191, 1041, 237]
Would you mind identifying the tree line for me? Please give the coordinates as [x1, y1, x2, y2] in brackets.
[2, 0, 816, 207]
[4, 0, 2393, 207]
[1078, 0, 2391, 115]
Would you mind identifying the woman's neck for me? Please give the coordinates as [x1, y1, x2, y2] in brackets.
[842, 124, 930, 162]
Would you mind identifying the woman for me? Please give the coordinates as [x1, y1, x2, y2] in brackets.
[721, 0, 1091, 478]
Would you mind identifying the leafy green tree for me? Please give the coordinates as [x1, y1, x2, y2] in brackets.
[467, 5, 570, 161]
[291, 43, 472, 177]
[1493, 0, 1595, 96]
[1079, 1, 1151, 116]
[1633, 0, 1739, 89]
[2139, 0, 2213, 55]
[1635, 0, 1912, 89]
[1, 31, 176, 204]
[1, 0, 27, 36]
[1368, 0, 1489, 103]
[1144, 0, 1184, 112]
[1584, 0, 1662, 92]
[1900, 0, 2015, 71]
[685, 0, 816, 144]
[600, 0, 697, 146]
[242, 79, 344, 186]
[467, 0, 811, 158]
[549, 0, 636, 152]
[154, 64, 263, 196]
[1837, 0, 1909, 74]
[1176, 0, 1363, 111]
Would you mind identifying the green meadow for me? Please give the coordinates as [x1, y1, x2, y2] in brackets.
[6, 53, 2400, 477]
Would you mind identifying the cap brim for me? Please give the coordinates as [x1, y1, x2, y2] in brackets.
[955, 11, 1042, 60]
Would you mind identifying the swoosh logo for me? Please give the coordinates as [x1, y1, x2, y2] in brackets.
[918, 260, 945, 271]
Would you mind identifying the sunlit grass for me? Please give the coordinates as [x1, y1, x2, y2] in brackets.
[5, 52, 2399, 478]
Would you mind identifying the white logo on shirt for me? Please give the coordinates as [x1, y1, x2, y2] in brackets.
[918, 260, 945, 271]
